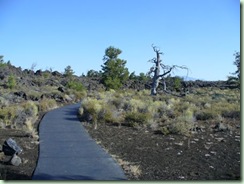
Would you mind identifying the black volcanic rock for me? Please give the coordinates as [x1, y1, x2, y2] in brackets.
[52, 71, 62, 77]
[14, 91, 27, 100]
[35, 70, 42, 76]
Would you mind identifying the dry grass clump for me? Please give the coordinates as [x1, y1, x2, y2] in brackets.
[38, 98, 57, 112]
[80, 88, 240, 136]
[22, 101, 38, 117]
[189, 89, 240, 120]
[0, 101, 39, 134]
[110, 154, 142, 179]
[23, 117, 39, 139]
[0, 105, 17, 127]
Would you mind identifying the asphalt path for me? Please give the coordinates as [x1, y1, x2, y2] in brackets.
[32, 103, 127, 180]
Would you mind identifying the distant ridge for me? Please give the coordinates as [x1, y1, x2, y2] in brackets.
[180, 76, 204, 81]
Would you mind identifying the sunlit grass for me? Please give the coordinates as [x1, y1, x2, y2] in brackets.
[80, 88, 240, 135]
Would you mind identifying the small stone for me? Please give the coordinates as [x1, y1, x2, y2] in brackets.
[235, 139, 240, 142]
[169, 137, 175, 141]
[215, 137, 224, 142]
[235, 135, 240, 139]
[191, 141, 196, 144]
[165, 147, 172, 151]
[210, 151, 217, 155]
[23, 159, 28, 164]
[177, 151, 183, 155]
[204, 144, 211, 150]
[178, 176, 185, 179]
[205, 154, 211, 157]
[10, 154, 22, 166]
[209, 166, 214, 169]
[175, 142, 184, 146]
[206, 142, 213, 145]
[193, 138, 199, 142]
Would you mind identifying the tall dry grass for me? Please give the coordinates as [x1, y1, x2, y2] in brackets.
[79, 88, 240, 136]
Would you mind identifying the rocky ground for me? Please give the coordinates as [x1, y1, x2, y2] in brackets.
[0, 117, 41, 180]
[0, 116, 240, 180]
[84, 120, 241, 180]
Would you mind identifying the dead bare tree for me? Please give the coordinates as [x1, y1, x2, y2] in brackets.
[148, 44, 188, 95]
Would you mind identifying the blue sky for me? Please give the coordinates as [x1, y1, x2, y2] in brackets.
[0, 0, 240, 81]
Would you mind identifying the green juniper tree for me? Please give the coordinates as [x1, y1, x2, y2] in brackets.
[227, 51, 240, 88]
[101, 46, 129, 90]
[64, 65, 74, 79]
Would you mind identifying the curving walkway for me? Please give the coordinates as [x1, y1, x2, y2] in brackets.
[32, 103, 126, 180]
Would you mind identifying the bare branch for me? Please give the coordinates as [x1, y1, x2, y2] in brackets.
[148, 58, 157, 63]
[151, 44, 163, 55]
[158, 67, 174, 78]
[172, 65, 189, 77]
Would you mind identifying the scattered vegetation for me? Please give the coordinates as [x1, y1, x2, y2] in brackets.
[79, 88, 240, 136]
[0, 47, 240, 137]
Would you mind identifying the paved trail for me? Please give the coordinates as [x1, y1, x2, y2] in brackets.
[32, 103, 126, 180]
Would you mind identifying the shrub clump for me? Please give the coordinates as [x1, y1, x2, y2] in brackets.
[38, 98, 57, 112]
[79, 88, 240, 136]
[0, 101, 39, 130]
[7, 74, 16, 89]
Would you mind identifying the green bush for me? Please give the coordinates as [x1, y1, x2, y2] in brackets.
[7, 74, 16, 89]
[173, 77, 183, 91]
[67, 81, 85, 92]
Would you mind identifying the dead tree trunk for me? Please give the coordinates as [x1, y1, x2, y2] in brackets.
[151, 49, 161, 95]
[148, 44, 188, 96]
